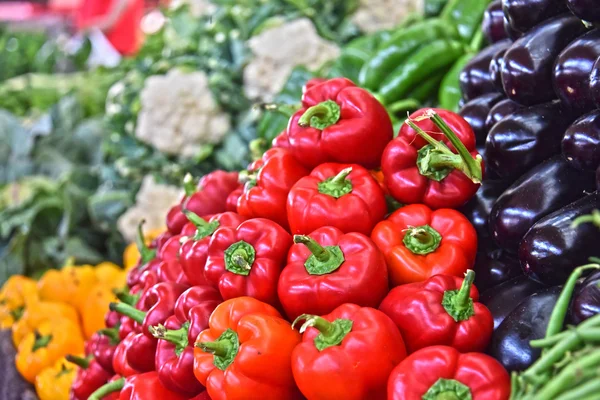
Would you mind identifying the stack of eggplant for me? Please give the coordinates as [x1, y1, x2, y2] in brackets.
[457, 0, 600, 373]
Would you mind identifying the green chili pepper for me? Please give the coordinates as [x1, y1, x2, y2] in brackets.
[438, 53, 474, 111]
[441, 0, 492, 43]
[425, 0, 450, 16]
[377, 39, 466, 105]
[409, 70, 446, 103]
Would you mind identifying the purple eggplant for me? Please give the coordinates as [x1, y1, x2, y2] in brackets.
[489, 47, 508, 92]
[590, 57, 600, 109]
[473, 248, 523, 293]
[484, 98, 524, 132]
[489, 155, 596, 254]
[482, 0, 508, 43]
[519, 192, 600, 286]
[502, 0, 569, 34]
[480, 276, 545, 330]
[460, 40, 511, 102]
[503, 16, 523, 41]
[597, 166, 600, 190]
[489, 286, 561, 372]
[553, 29, 600, 115]
[562, 110, 600, 171]
[569, 270, 600, 325]
[567, 0, 600, 23]
[501, 14, 588, 106]
[459, 93, 505, 146]
[485, 101, 575, 180]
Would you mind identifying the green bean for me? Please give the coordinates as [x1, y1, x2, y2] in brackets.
[535, 351, 600, 400]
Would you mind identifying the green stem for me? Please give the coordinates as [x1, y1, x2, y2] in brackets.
[88, 378, 125, 400]
[403, 225, 442, 255]
[293, 235, 330, 262]
[260, 102, 300, 118]
[298, 100, 341, 130]
[135, 220, 156, 265]
[292, 314, 353, 351]
[571, 210, 600, 228]
[9, 306, 24, 322]
[293, 235, 345, 275]
[183, 209, 220, 240]
[98, 328, 120, 345]
[531, 315, 600, 348]
[442, 270, 476, 322]
[197, 340, 230, 357]
[148, 322, 190, 357]
[114, 287, 140, 307]
[109, 302, 146, 324]
[317, 167, 353, 198]
[422, 378, 472, 400]
[195, 328, 239, 371]
[183, 173, 196, 197]
[65, 354, 91, 369]
[32, 332, 52, 352]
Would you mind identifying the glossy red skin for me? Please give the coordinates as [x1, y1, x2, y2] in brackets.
[157, 260, 190, 286]
[184, 171, 240, 217]
[204, 218, 292, 307]
[70, 359, 113, 400]
[272, 131, 290, 149]
[287, 163, 387, 235]
[292, 304, 407, 400]
[90, 333, 117, 374]
[379, 274, 493, 354]
[179, 213, 247, 287]
[127, 258, 162, 288]
[388, 346, 510, 400]
[304, 77, 327, 92]
[113, 333, 141, 377]
[180, 222, 198, 237]
[166, 204, 188, 235]
[226, 188, 243, 212]
[382, 108, 482, 209]
[153, 231, 174, 249]
[286, 77, 393, 169]
[158, 235, 184, 263]
[126, 282, 188, 372]
[155, 286, 222, 396]
[118, 372, 195, 400]
[278, 227, 389, 321]
[238, 148, 309, 230]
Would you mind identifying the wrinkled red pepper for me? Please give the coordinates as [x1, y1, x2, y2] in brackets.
[67, 355, 113, 400]
[90, 329, 119, 374]
[149, 285, 222, 396]
[237, 148, 309, 230]
[204, 218, 292, 306]
[388, 346, 510, 400]
[292, 304, 407, 400]
[112, 333, 141, 377]
[179, 212, 247, 287]
[285, 77, 393, 169]
[379, 270, 493, 354]
[382, 108, 483, 210]
[287, 163, 387, 235]
[278, 227, 388, 321]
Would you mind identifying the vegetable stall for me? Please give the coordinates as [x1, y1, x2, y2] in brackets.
[0, 0, 599, 399]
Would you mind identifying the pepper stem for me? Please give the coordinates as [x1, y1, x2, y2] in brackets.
[98, 328, 120, 345]
[442, 270, 476, 322]
[422, 378, 472, 400]
[195, 328, 240, 371]
[293, 235, 345, 275]
[32, 332, 52, 352]
[149, 322, 190, 357]
[298, 100, 341, 130]
[403, 225, 442, 255]
[572, 210, 600, 229]
[183, 173, 196, 197]
[292, 314, 353, 351]
[88, 378, 125, 400]
[260, 102, 300, 118]
[65, 354, 91, 369]
[109, 302, 146, 324]
[224, 241, 256, 276]
[135, 220, 156, 265]
[294, 235, 330, 262]
[183, 209, 220, 240]
[317, 168, 353, 198]
[113, 287, 140, 307]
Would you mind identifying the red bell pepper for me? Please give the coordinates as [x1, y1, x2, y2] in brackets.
[382, 108, 483, 210]
[90, 329, 119, 374]
[379, 270, 493, 354]
[287, 163, 387, 235]
[204, 218, 292, 306]
[291, 304, 407, 400]
[179, 212, 247, 287]
[237, 148, 309, 230]
[193, 297, 300, 400]
[156, 259, 189, 286]
[67, 355, 113, 400]
[226, 188, 242, 213]
[272, 131, 290, 149]
[88, 372, 205, 400]
[285, 77, 393, 169]
[149, 285, 222, 396]
[387, 346, 510, 400]
[110, 282, 188, 372]
[371, 204, 477, 286]
[278, 227, 389, 321]
[113, 333, 141, 377]
[126, 223, 159, 288]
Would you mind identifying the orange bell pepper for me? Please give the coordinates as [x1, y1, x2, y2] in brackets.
[12, 299, 80, 347]
[37, 265, 98, 316]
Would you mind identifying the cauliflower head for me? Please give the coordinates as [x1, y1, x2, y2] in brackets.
[117, 175, 184, 242]
[135, 69, 231, 158]
[352, 0, 424, 33]
[169, 0, 215, 17]
[243, 18, 340, 102]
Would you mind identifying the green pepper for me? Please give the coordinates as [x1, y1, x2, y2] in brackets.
[437, 53, 474, 111]
[425, 0, 450, 16]
[441, 0, 492, 43]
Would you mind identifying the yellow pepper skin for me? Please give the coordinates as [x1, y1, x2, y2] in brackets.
[37, 266, 98, 315]
[123, 228, 164, 272]
[16, 318, 84, 383]
[12, 300, 80, 348]
[82, 283, 120, 339]
[35, 356, 78, 400]
[0, 276, 38, 329]
[94, 262, 126, 287]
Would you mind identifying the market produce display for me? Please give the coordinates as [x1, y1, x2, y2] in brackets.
[1, 0, 600, 399]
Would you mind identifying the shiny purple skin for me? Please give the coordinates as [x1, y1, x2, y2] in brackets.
[590, 57, 600, 109]
[501, 14, 588, 106]
[485, 101, 576, 180]
[597, 165, 600, 190]
[473, 248, 522, 293]
[519, 192, 600, 286]
[460, 40, 511, 101]
[503, 16, 523, 41]
[459, 93, 505, 146]
[562, 110, 600, 171]
[567, 0, 600, 23]
[554, 30, 600, 115]
[489, 155, 596, 254]
[489, 48, 508, 92]
[569, 270, 600, 325]
[502, 0, 569, 34]
[485, 98, 524, 132]
[483, 1, 508, 43]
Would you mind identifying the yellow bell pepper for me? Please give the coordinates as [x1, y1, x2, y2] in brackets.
[0, 275, 38, 329]
[123, 227, 164, 272]
[37, 265, 98, 316]
[81, 282, 120, 339]
[34, 356, 78, 400]
[94, 262, 126, 287]
[16, 318, 84, 383]
[12, 300, 80, 347]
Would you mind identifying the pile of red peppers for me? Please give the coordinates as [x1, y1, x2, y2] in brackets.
[71, 77, 513, 400]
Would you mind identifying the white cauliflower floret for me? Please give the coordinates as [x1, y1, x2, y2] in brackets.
[117, 175, 184, 242]
[169, 0, 215, 17]
[135, 69, 231, 158]
[244, 18, 340, 102]
[352, 0, 424, 33]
